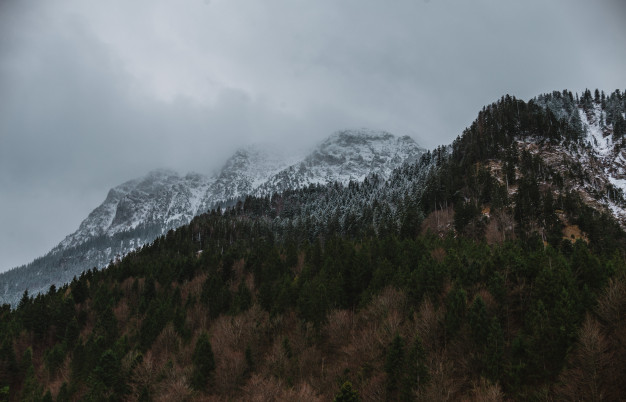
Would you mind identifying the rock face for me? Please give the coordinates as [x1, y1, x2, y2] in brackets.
[4, 89, 623, 307]
[529, 90, 626, 225]
[57, 170, 212, 251]
[60, 130, 423, 252]
[256, 130, 421, 195]
[0, 129, 425, 305]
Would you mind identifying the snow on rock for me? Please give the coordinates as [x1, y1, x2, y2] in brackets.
[531, 94, 626, 227]
[255, 129, 423, 195]
[60, 129, 423, 258]
[14, 129, 424, 300]
[580, 106, 612, 156]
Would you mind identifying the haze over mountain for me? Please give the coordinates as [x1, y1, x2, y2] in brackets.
[0, 130, 424, 305]
[1, 0, 625, 273]
[3, 89, 626, 306]
[3, 89, 626, 401]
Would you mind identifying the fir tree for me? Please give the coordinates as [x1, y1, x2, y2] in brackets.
[334, 381, 359, 402]
[191, 332, 215, 391]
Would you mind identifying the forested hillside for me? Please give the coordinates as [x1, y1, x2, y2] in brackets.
[1, 90, 626, 401]
[0, 130, 423, 308]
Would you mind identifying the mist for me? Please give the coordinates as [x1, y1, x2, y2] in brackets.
[1, 0, 625, 271]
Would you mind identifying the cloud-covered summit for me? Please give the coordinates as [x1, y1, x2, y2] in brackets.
[1, 0, 625, 271]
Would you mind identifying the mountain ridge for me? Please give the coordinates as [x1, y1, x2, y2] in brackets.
[3, 90, 626, 401]
[0, 129, 425, 305]
[2, 90, 625, 307]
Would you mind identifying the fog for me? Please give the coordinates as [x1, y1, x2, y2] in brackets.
[1, 0, 625, 271]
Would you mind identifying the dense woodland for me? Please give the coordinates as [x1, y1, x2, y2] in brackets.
[1, 90, 626, 401]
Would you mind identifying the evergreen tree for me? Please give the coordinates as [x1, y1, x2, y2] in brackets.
[404, 336, 429, 395]
[445, 282, 467, 337]
[484, 317, 504, 381]
[56, 382, 70, 402]
[385, 334, 405, 394]
[92, 349, 124, 395]
[191, 332, 215, 391]
[468, 295, 489, 345]
[334, 381, 359, 402]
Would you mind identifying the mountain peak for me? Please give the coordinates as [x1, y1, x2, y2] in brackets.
[0, 128, 425, 306]
[324, 128, 395, 145]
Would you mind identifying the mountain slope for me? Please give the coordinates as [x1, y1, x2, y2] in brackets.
[256, 130, 420, 195]
[561, 91, 626, 220]
[3, 91, 626, 307]
[511, 90, 626, 225]
[2, 90, 626, 401]
[0, 130, 425, 305]
[57, 170, 214, 251]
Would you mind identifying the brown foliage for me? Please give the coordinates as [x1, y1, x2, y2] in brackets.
[209, 305, 270, 394]
[181, 272, 207, 303]
[485, 210, 515, 245]
[46, 358, 71, 400]
[431, 247, 446, 263]
[151, 324, 181, 365]
[415, 297, 443, 352]
[240, 374, 322, 402]
[213, 349, 246, 395]
[359, 373, 386, 402]
[595, 276, 626, 329]
[126, 351, 159, 400]
[419, 355, 465, 402]
[120, 277, 139, 306]
[323, 308, 379, 392]
[293, 252, 305, 276]
[470, 378, 504, 402]
[154, 363, 194, 402]
[360, 287, 408, 340]
[556, 277, 626, 401]
[562, 224, 588, 243]
[187, 302, 210, 333]
[421, 207, 455, 237]
[474, 289, 496, 313]
[210, 305, 269, 353]
[324, 309, 356, 352]
[154, 374, 194, 402]
[113, 298, 130, 324]
[260, 313, 317, 385]
[228, 259, 246, 293]
[555, 315, 610, 402]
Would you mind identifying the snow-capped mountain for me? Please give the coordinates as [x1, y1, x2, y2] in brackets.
[0, 129, 424, 305]
[61, 130, 422, 254]
[196, 144, 299, 212]
[57, 170, 214, 251]
[59, 129, 423, 255]
[4, 89, 623, 307]
[526, 90, 626, 224]
[257, 130, 420, 195]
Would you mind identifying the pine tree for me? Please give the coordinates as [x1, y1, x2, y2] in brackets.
[191, 332, 215, 391]
[385, 334, 405, 394]
[334, 381, 359, 402]
[445, 282, 467, 337]
[468, 296, 489, 345]
[405, 336, 429, 394]
[484, 317, 504, 380]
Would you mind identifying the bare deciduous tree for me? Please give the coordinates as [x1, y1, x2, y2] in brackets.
[556, 315, 610, 402]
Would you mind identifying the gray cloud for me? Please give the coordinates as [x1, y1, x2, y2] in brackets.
[1, 0, 625, 271]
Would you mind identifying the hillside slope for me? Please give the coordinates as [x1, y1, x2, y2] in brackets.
[0, 130, 425, 306]
[1, 90, 626, 401]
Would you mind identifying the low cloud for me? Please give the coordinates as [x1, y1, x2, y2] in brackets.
[1, 0, 625, 270]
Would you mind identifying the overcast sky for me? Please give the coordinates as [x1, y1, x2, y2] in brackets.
[1, 0, 625, 272]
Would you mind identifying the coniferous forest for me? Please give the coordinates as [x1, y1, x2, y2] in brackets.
[2, 91, 626, 401]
